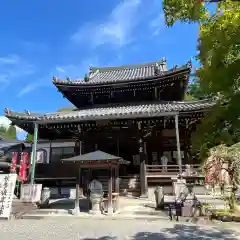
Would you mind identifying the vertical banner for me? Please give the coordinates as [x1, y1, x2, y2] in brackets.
[19, 152, 29, 183]
[11, 152, 18, 173]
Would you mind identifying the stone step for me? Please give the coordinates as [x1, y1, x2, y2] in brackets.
[11, 201, 38, 219]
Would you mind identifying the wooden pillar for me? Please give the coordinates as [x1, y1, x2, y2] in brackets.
[174, 114, 182, 175]
[115, 166, 120, 193]
[117, 139, 120, 156]
[30, 122, 38, 184]
[75, 167, 81, 215]
[115, 166, 120, 211]
[108, 166, 113, 215]
[138, 122, 148, 198]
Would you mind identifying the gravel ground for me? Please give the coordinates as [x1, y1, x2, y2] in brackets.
[0, 218, 240, 240]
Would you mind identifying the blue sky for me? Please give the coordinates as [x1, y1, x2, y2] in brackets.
[0, 0, 199, 114]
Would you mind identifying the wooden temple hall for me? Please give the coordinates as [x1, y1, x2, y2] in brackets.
[4, 59, 214, 197]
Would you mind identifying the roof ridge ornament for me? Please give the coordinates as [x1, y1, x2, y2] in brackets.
[66, 77, 71, 83]
[24, 110, 31, 115]
[187, 60, 192, 68]
[4, 108, 10, 115]
[173, 65, 178, 71]
[154, 63, 161, 76]
[52, 76, 57, 82]
[84, 73, 89, 82]
[89, 66, 93, 75]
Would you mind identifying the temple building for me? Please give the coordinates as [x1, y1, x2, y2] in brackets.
[4, 59, 214, 197]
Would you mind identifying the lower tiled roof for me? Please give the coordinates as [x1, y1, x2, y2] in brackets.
[4, 100, 215, 123]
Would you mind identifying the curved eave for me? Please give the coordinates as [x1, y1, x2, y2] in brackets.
[4, 99, 215, 125]
[52, 66, 191, 89]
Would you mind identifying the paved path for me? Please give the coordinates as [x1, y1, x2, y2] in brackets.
[1, 218, 240, 239]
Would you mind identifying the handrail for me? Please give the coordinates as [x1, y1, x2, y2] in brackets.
[146, 164, 201, 175]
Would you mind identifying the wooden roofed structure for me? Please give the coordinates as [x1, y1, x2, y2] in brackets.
[4, 58, 215, 197]
[61, 150, 129, 214]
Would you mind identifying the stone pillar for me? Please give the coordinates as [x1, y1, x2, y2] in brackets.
[108, 166, 113, 215]
[74, 167, 81, 215]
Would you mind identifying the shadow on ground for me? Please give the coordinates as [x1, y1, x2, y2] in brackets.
[82, 224, 239, 239]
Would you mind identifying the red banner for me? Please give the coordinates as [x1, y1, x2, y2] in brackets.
[19, 152, 29, 182]
[11, 152, 18, 173]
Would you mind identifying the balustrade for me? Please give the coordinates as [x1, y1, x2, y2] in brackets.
[146, 164, 201, 177]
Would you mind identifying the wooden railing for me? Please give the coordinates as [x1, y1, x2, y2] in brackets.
[146, 164, 201, 177]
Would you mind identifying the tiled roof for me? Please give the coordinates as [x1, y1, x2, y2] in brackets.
[4, 100, 214, 123]
[62, 150, 129, 164]
[52, 59, 191, 86]
[0, 139, 25, 150]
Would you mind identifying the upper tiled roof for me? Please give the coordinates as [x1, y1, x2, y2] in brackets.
[52, 59, 191, 86]
[4, 100, 214, 124]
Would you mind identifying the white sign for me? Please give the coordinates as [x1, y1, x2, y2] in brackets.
[20, 184, 42, 203]
[0, 174, 17, 219]
[173, 151, 184, 159]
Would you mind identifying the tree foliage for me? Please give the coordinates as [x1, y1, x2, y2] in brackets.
[185, 78, 207, 100]
[0, 125, 17, 140]
[26, 133, 33, 141]
[6, 125, 17, 140]
[204, 143, 240, 210]
[163, 0, 240, 157]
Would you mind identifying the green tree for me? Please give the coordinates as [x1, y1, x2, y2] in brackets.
[26, 133, 33, 141]
[5, 125, 17, 140]
[163, 0, 240, 157]
[184, 79, 207, 100]
[204, 143, 240, 210]
[0, 126, 7, 138]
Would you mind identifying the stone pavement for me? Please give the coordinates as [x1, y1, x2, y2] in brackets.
[1, 218, 240, 239]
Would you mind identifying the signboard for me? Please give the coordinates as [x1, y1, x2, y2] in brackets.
[20, 184, 42, 203]
[173, 151, 184, 159]
[0, 174, 17, 219]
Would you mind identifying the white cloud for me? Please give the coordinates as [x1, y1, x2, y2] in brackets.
[17, 84, 37, 98]
[55, 57, 99, 80]
[17, 57, 98, 97]
[0, 54, 35, 92]
[150, 13, 165, 36]
[71, 0, 142, 48]
[0, 54, 20, 65]
[70, 0, 166, 49]
[56, 67, 66, 74]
